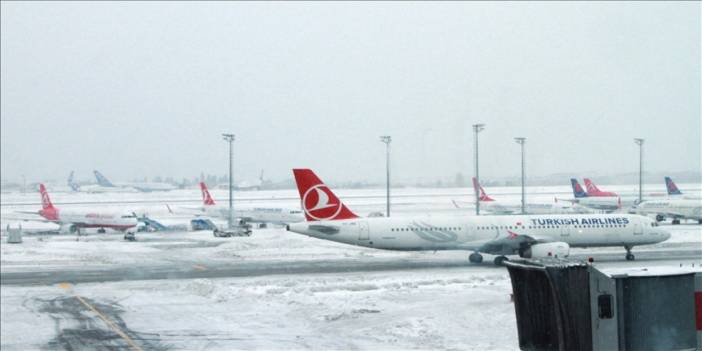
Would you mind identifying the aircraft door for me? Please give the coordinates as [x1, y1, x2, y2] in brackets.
[560, 224, 570, 237]
[633, 219, 643, 235]
[358, 221, 369, 240]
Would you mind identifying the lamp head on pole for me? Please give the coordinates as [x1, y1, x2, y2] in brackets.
[472, 123, 485, 133]
[222, 133, 235, 142]
[379, 135, 392, 144]
[514, 137, 526, 144]
[634, 138, 644, 146]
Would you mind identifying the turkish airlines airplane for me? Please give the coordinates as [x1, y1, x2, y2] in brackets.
[458, 177, 589, 215]
[286, 169, 670, 265]
[17, 184, 138, 233]
[583, 178, 618, 197]
[635, 198, 702, 224]
[183, 182, 304, 226]
[556, 179, 621, 212]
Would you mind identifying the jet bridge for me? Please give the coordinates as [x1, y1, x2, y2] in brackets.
[504, 259, 701, 351]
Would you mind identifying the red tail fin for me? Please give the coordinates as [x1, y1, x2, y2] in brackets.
[200, 182, 215, 206]
[292, 169, 358, 221]
[39, 184, 55, 209]
[471, 177, 495, 202]
[584, 178, 600, 194]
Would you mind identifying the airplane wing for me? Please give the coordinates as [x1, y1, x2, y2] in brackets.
[477, 231, 553, 256]
[3, 213, 54, 223]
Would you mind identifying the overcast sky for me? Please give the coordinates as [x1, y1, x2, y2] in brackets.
[1, 2, 700, 184]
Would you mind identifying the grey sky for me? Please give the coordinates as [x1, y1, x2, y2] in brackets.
[1, 2, 700, 184]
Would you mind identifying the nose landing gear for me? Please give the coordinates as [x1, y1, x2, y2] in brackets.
[493, 255, 509, 266]
[625, 246, 635, 261]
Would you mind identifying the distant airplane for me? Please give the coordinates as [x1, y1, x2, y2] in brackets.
[556, 179, 621, 212]
[286, 169, 670, 264]
[452, 177, 589, 215]
[15, 184, 138, 233]
[583, 178, 618, 197]
[635, 179, 702, 224]
[178, 182, 303, 226]
[94, 170, 176, 192]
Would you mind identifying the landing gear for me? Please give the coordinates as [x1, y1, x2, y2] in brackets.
[625, 246, 635, 261]
[493, 255, 509, 266]
[97, 228, 106, 234]
[655, 214, 665, 222]
[698, 219, 702, 225]
[469, 252, 483, 264]
[672, 219, 681, 225]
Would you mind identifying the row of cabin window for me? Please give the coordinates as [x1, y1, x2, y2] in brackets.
[477, 224, 629, 230]
[390, 227, 461, 232]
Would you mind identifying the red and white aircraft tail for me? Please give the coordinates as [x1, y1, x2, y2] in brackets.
[38, 184, 59, 220]
[292, 169, 358, 221]
[472, 177, 495, 202]
[583, 178, 618, 197]
[200, 182, 216, 206]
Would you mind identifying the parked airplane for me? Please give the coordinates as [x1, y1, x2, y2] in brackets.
[16, 184, 138, 233]
[452, 178, 589, 215]
[556, 179, 621, 212]
[583, 178, 618, 197]
[286, 169, 670, 265]
[94, 170, 176, 192]
[181, 182, 304, 226]
[635, 198, 702, 224]
[66, 171, 137, 193]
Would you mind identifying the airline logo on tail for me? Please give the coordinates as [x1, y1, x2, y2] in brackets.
[94, 170, 115, 187]
[38, 184, 59, 220]
[293, 169, 358, 221]
[471, 177, 495, 202]
[584, 178, 600, 193]
[200, 182, 216, 206]
[571, 179, 588, 198]
[665, 177, 682, 195]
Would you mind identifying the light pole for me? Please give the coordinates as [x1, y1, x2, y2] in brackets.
[472, 124, 485, 215]
[222, 133, 235, 228]
[380, 136, 392, 217]
[514, 137, 526, 214]
[634, 138, 644, 204]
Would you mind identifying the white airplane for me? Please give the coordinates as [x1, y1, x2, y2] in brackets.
[94, 170, 176, 192]
[15, 184, 138, 233]
[452, 177, 591, 215]
[180, 182, 304, 226]
[635, 198, 702, 224]
[286, 169, 670, 265]
[66, 171, 139, 193]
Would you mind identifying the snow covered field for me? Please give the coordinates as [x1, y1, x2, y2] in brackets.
[1, 186, 701, 350]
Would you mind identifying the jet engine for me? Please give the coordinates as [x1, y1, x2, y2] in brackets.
[521, 242, 570, 259]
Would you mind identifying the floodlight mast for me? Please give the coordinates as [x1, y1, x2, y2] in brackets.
[222, 133, 235, 228]
[472, 124, 485, 215]
[379, 136, 392, 217]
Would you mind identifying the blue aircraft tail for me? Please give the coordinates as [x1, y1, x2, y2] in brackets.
[571, 178, 588, 198]
[665, 177, 682, 195]
[94, 170, 115, 187]
[67, 171, 80, 191]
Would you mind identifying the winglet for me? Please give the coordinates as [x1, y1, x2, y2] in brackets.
[292, 169, 358, 222]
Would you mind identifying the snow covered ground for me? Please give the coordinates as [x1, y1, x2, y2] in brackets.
[1, 186, 701, 350]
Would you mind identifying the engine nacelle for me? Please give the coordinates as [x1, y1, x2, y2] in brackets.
[521, 242, 570, 259]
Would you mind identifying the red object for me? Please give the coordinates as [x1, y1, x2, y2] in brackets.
[472, 177, 495, 202]
[200, 182, 216, 206]
[292, 169, 358, 222]
[695, 291, 702, 331]
[38, 184, 59, 221]
[584, 178, 618, 197]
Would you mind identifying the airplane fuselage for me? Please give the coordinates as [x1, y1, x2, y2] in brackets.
[287, 214, 669, 253]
